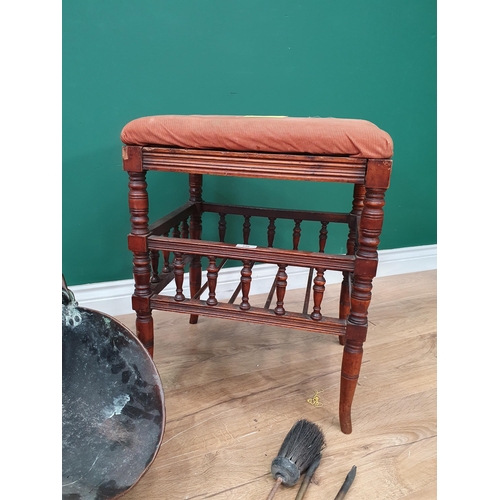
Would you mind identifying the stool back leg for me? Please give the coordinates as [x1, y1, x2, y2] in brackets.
[339, 184, 365, 345]
[188, 174, 203, 324]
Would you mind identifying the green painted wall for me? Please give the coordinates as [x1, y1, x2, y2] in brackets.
[63, 0, 436, 286]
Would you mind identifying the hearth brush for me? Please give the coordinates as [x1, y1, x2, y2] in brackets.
[266, 419, 325, 500]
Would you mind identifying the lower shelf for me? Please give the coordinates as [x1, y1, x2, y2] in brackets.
[149, 294, 346, 336]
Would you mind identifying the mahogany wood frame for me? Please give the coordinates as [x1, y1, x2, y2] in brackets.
[123, 145, 392, 434]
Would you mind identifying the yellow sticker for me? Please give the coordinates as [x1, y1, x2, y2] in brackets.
[307, 390, 324, 408]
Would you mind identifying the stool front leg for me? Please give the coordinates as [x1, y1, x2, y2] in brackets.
[339, 274, 372, 434]
[339, 272, 373, 433]
[339, 338, 364, 434]
[127, 170, 154, 356]
[340, 172, 390, 433]
[134, 285, 154, 355]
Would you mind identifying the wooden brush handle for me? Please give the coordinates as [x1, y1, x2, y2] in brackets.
[294, 475, 313, 500]
[266, 476, 283, 500]
[333, 466, 357, 500]
[295, 455, 322, 500]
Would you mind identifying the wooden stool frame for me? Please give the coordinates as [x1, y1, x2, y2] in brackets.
[123, 145, 392, 434]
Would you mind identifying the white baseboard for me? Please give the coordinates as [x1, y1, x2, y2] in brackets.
[70, 244, 436, 317]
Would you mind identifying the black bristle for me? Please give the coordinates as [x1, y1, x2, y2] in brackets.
[271, 419, 326, 486]
[277, 419, 325, 468]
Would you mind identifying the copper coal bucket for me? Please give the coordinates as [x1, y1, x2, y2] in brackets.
[62, 277, 165, 499]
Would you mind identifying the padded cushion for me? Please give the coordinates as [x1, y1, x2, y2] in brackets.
[121, 115, 393, 159]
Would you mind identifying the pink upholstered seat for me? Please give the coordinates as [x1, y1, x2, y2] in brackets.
[121, 115, 393, 159]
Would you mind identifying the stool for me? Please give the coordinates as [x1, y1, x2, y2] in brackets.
[121, 115, 393, 434]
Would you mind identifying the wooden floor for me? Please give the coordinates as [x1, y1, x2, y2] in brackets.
[116, 270, 437, 499]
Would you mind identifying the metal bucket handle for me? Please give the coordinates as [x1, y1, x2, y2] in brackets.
[62, 275, 82, 327]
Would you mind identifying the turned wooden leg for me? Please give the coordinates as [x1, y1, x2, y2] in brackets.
[135, 304, 154, 356]
[339, 184, 365, 345]
[188, 174, 203, 324]
[339, 274, 372, 434]
[127, 170, 154, 357]
[339, 164, 390, 432]
[132, 252, 154, 356]
[339, 338, 364, 434]
[339, 274, 351, 317]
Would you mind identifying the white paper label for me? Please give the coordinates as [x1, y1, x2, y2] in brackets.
[236, 244, 258, 249]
